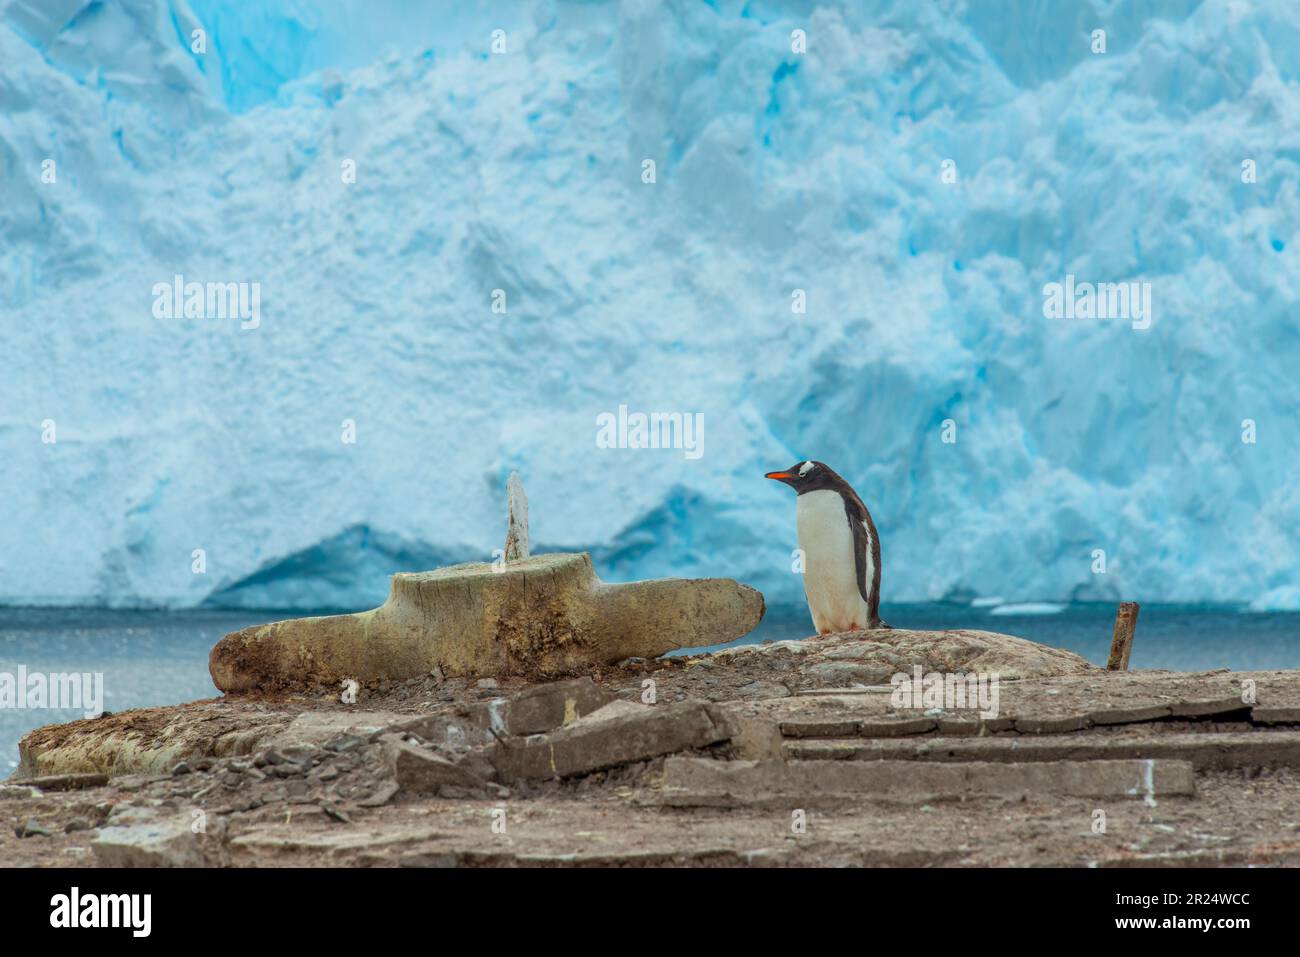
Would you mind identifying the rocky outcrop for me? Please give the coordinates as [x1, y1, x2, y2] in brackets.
[710, 627, 1098, 685]
[9, 667, 1300, 869]
[18, 629, 1102, 780]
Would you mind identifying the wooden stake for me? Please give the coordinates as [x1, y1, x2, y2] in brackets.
[1106, 601, 1140, 671]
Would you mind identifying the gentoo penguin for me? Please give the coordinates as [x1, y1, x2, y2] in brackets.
[765, 460, 889, 633]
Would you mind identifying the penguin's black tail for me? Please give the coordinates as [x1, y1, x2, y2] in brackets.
[872, 618, 892, 630]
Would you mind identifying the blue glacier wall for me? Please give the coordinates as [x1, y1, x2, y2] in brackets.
[1, 0, 1297, 611]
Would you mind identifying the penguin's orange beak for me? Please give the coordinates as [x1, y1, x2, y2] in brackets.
[765, 470, 794, 481]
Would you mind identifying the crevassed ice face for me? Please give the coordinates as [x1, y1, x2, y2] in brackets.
[798, 461, 817, 477]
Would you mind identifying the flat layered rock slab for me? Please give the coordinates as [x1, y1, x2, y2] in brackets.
[1252, 706, 1300, 724]
[780, 716, 940, 738]
[991, 671, 1291, 727]
[224, 813, 915, 867]
[709, 670, 1300, 750]
[1092, 847, 1300, 868]
[494, 701, 728, 782]
[230, 824, 452, 859]
[12, 773, 108, 792]
[784, 730, 1300, 770]
[221, 800, 970, 867]
[466, 677, 616, 736]
[93, 807, 225, 867]
[382, 737, 493, 796]
[661, 756, 1194, 806]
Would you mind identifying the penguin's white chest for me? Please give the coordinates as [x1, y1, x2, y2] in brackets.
[796, 489, 870, 633]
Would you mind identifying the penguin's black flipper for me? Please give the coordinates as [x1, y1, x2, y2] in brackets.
[845, 497, 874, 607]
[843, 493, 885, 626]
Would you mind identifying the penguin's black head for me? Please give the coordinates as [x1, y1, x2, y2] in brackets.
[764, 460, 840, 494]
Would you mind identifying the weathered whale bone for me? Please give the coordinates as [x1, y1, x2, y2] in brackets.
[209, 474, 765, 692]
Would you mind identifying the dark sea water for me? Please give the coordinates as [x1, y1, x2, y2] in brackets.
[2, 603, 1299, 775]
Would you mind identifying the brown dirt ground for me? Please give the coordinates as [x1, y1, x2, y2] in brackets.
[5, 648, 1300, 868]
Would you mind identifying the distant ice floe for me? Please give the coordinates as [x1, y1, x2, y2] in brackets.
[988, 602, 1067, 617]
[1246, 587, 1300, 613]
[970, 596, 1005, 608]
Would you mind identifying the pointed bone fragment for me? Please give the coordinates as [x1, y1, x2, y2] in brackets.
[503, 472, 529, 563]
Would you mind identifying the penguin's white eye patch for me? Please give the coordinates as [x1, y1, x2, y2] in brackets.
[798, 461, 816, 477]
